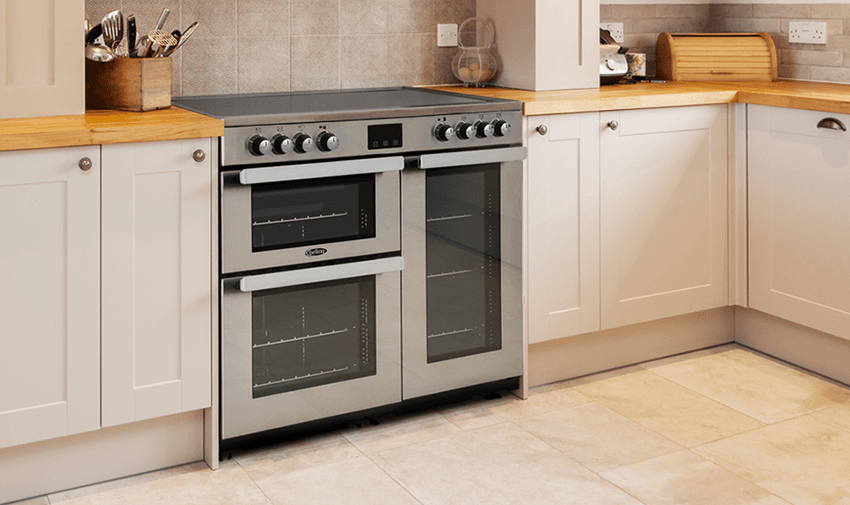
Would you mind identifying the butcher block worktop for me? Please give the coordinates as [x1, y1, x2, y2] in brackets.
[0, 107, 224, 152]
[428, 80, 850, 116]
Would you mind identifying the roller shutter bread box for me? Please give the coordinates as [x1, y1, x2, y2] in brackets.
[656, 32, 777, 82]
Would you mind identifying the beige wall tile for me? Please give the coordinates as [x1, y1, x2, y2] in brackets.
[608, 4, 656, 20]
[695, 416, 850, 505]
[120, 0, 181, 39]
[237, 37, 290, 93]
[600, 4, 614, 22]
[341, 0, 388, 35]
[291, 0, 340, 35]
[433, 46, 461, 85]
[238, 0, 290, 37]
[781, 49, 841, 67]
[435, 0, 475, 26]
[182, 0, 237, 38]
[85, 0, 123, 29]
[655, 4, 709, 19]
[181, 38, 238, 95]
[600, 450, 790, 505]
[811, 65, 850, 83]
[711, 4, 752, 19]
[752, 4, 810, 18]
[843, 53, 850, 67]
[290, 36, 340, 90]
[811, 3, 850, 19]
[631, 19, 687, 34]
[726, 18, 781, 34]
[387, 33, 434, 86]
[778, 64, 811, 80]
[340, 35, 388, 88]
[388, 0, 434, 34]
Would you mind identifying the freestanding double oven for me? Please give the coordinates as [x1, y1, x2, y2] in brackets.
[174, 88, 526, 448]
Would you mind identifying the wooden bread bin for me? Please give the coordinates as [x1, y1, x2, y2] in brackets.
[656, 32, 777, 82]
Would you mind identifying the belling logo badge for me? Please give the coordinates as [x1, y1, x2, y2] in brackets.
[305, 248, 328, 257]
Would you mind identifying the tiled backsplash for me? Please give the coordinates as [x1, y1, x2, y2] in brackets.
[85, 0, 474, 97]
[602, 3, 850, 84]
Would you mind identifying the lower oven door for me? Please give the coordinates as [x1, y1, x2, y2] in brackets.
[221, 157, 402, 274]
[221, 257, 403, 441]
[402, 147, 526, 400]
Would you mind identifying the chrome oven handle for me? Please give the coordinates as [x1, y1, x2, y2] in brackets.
[238, 156, 404, 185]
[238, 256, 404, 292]
[418, 146, 527, 170]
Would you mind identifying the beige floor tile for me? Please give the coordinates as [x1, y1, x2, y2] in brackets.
[810, 403, 850, 433]
[644, 346, 849, 423]
[8, 497, 48, 505]
[253, 456, 421, 505]
[370, 422, 642, 505]
[600, 450, 791, 505]
[340, 410, 461, 454]
[48, 460, 272, 505]
[234, 431, 363, 481]
[516, 401, 682, 472]
[485, 381, 591, 421]
[435, 391, 517, 431]
[570, 367, 764, 447]
[694, 416, 850, 505]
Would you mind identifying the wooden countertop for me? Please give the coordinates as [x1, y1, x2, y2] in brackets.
[0, 107, 224, 152]
[427, 80, 850, 116]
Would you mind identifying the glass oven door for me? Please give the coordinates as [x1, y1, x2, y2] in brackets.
[402, 148, 525, 400]
[221, 257, 403, 441]
[221, 157, 402, 274]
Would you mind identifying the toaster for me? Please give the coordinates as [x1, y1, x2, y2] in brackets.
[600, 28, 628, 84]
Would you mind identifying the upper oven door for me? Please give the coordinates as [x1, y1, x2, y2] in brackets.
[221, 157, 402, 274]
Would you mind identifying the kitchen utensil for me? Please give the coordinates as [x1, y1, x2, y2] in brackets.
[140, 8, 170, 57]
[127, 15, 137, 55]
[85, 23, 102, 45]
[101, 10, 123, 53]
[149, 30, 177, 58]
[85, 43, 115, 62]
[162, 21, 198, 57]
[84, 16, 90, 37]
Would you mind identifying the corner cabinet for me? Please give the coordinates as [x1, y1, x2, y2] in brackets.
[748, 105, 850, 340]
[0, 138, 213, 450]
[599, 105, 729, 329]
[0, 147, 101, 449]
[101, 140, 212, 427]
[526, 113, 600, 344]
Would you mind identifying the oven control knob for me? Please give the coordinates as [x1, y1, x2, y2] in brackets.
[316, 131, 340, 152]
[247, 135, 272, 156]
[271, 134, 293, 155]
[475, 120, 494, 138]
[435, 123, 455, 142]
[455, 122, 475, 140]
[293, 133, 314, 153]
[491, 119, 512, 137]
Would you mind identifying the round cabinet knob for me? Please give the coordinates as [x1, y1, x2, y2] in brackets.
[316, 131, 340, 152]
[293, 133, 314, 153]
[435, 123, 455, 142]
[193, 149, 206, 163]
[271, 134, 293, 155]
[475, 120, 494, 138]
[455, 122, 475, 140]
[491, 119, 511, 137]
[536, 125, 548, 136]
[607, 120, 619, 131]
[78, 157, 93, 171]
[604, 59, 616, 71]
[247, 135, 272, 156]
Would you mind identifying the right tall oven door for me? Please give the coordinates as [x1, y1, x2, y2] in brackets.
[402, 160, 523, 400]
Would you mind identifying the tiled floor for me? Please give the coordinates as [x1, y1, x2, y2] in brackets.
[21, 344, 850, 505]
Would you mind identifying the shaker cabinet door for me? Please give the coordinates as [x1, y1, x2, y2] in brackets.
[0, 146, 100, 449]
[526, 113, 600, 344]
[748, 105, 850, 340]
[599, 105, 728, 329]
[101, 139, 212, 427]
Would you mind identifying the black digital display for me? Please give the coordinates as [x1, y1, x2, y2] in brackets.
[368, 123, 403, 150]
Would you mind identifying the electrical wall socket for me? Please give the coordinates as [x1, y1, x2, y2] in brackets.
[600, 22, 624, 44]
[437, 23, 458, 47]
[789, 21, 826, 44]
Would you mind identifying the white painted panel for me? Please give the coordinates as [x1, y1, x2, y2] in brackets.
[600, 105, 728, 329]
[0, 402, 66, 450]
[135, 380, 182, 421]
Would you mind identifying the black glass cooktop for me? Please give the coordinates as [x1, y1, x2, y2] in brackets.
[173, 87, 519, 126]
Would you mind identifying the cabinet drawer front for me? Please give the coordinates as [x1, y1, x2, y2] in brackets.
[751, 105, 850, 139]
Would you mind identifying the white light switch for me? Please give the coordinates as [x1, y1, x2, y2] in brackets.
[789, 21, 827, 44]
[437, 23, 458, 47]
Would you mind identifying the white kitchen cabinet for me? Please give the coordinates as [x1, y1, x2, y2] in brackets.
[748, 105, 850, 340]
[0, 146, 100, 449]
[599, 105, 728, 329]
[101, 139, 212, 427]
[526, 113, 600, 344]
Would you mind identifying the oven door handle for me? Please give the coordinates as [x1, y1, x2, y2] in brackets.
[418, 146, 527, 170]
[238, 256, 404, 292]
[238, 156, 404, 185]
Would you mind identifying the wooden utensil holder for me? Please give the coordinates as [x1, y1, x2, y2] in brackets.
[85, 57, 172, 112]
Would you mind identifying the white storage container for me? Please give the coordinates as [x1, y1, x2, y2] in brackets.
[1, 0, 85, 119]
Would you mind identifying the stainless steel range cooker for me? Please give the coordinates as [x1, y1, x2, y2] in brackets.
[173, 87, 526, 447]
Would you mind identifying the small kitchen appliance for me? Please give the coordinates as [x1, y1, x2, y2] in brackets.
[600, 28, 629, 84]
[173, 88, 526, 449]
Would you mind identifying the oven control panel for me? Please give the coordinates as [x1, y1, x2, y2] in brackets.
[221, 110, 523, 167]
